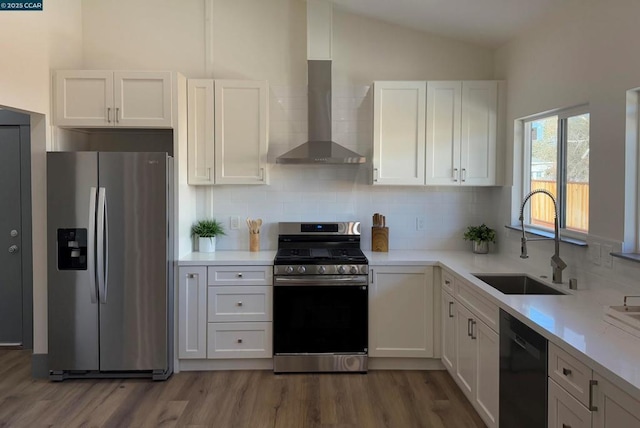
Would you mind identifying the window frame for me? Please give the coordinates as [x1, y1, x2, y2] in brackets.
[522, 105, 590, 240]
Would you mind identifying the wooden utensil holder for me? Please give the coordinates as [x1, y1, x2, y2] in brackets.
[249, 233, 260, 252]
[371, 227, 389, 252]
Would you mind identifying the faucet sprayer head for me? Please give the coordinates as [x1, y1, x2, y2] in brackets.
[520, 236, 528, 259]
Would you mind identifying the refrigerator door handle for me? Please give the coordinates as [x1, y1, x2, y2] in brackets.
[97, 187, 108, 304]
[88, 187, 98, 304]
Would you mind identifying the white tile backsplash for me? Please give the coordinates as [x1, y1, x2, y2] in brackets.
[200, 85, 501, 251]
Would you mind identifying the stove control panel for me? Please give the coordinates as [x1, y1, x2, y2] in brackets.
[274, 264, 369, 276]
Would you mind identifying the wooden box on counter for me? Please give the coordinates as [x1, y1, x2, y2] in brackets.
[371, 227, 389, 252]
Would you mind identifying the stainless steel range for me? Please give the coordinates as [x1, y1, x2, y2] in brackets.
[273, 222, 368, 373]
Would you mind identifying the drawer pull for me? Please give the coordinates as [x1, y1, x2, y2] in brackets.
[467, 318, 473, 337]
[471, 320, 477, 340]
[445, 280, 451, 285]
[562, 367, 572, 376]
[589, 379, 598, 411]
[187, 273, 196, 278]
[237, 339, 243, 344]
[562, 424, 571, 428]
[237, 301, 243, 307]
[237, 273, 243, 278]
[448, 301, 454, 318]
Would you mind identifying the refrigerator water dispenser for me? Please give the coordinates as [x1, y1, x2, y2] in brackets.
[57, 228, 87, 270]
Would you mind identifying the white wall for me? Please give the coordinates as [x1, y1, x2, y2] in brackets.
[0, 0, 83, 354]
[494, 0, 640, 291]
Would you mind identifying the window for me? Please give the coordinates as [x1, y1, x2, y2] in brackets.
[523, 107, 590, 236]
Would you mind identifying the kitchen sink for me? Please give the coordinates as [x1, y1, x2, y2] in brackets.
[473, 274, 568, 295]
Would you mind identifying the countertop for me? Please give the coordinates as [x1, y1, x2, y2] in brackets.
[179, 249, 640, 400]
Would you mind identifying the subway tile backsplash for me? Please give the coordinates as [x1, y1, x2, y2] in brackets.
[196, 85, 501, 251]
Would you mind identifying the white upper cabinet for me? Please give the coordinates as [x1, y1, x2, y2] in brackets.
[426, 81, 498, 186]
[214, 80, 269, 185]
[187, 79, 215, 185]
[372, 81, 426, 185]
[187, 79, 269, 186]
[54, 70, 172, 128]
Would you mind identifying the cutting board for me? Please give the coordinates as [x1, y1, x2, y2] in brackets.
[372, 227, 389, 252]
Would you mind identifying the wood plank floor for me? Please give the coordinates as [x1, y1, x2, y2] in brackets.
[0, 350, 485, 428]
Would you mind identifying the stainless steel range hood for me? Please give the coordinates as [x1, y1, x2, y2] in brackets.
[276, 3, 366, 165]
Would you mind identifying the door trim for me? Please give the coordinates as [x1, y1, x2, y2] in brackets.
[0, 110, 33, 349]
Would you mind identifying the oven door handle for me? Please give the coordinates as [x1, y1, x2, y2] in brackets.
[274, 276, 369, 286]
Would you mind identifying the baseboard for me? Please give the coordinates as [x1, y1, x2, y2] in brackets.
[31, 353, 48, 378]
[368, 358, 444, 370]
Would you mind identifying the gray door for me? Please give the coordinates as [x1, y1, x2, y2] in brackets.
[98, 152, 168, 371]
[47, 152, 100, 371]
[0, 127, 23, 344]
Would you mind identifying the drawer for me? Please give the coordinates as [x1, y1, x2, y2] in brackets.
[455, 279, 499, 332]
[207, 286, 272, 322]
[549, 342, 593, 407]
[548, 378, 592, 428]
[207, 322, 272, 359]
[442, 269, 455, 295]
[207, 265, 272, 286]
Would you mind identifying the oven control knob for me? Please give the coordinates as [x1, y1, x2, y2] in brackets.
[285, 266, 294, 274]
[297, 266, 306, 274]
[350, 265, 359, 274]
[337, 265, 346, 274]
[317, 266, 326, 274]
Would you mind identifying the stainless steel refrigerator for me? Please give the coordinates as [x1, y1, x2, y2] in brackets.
[47, 152, 173, 381]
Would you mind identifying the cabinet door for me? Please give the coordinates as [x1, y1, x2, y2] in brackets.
[113, 71, 172, 128]
[53, 70, 114, 127]
[178, 267, 207, 359]
[214, 80, 268, 184]
[455, 302, 475, 397]
[549, 378, 592, 428]
[475, 319, 499, 428]
[425, 81, 462, 185]
[187, 79, 215, 185]
[441, 290, 456, 374]
[372, 81, 426, 185]
[593, 373, 640, 428]
[369, 266, 433, 357]
[460, 81, 497, 186]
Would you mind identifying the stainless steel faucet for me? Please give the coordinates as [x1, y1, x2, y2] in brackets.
[519, 189, 567, 284]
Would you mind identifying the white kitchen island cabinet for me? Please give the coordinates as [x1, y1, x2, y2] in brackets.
[441, 290, 456, 373]
[593, 373, 640, 428]
[186, 79, 269, 186]
[54, 70, 172, 128]
[425, 80, 498, 186]
[368, 266, 434, 358]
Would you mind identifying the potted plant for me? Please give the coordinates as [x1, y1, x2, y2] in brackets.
[463, 223, 496, 254]
[191, 218, 226, 253]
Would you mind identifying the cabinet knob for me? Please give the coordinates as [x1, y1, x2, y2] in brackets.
[445, 280, 451, 285]
[237, 273, 243, 278]
[187, 273, 196, 278]
[237, 301, 243, 307]
[237, 339, 243, 344]
[562, 367, 572, 377]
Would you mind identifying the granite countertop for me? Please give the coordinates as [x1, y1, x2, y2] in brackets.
[179, 249, 640, 400]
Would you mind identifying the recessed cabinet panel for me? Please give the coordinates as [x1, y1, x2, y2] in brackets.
[187, 79, 215, 184]
[178, 267, 207, 359]
[214, 80, 268, 185]
[441, 290, 456, 374]
[373, 81, 426, 185]
[54, 70, 114, 127]
[425, 81, 461, 185]
[114, 71, 172, 127]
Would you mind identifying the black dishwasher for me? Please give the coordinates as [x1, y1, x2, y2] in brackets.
[500, 309, 548, 428]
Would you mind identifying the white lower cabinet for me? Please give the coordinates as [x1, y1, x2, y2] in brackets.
[441, 290, 456, 373]
[369, 266, 434, 357]
[549, 378, 592, 428]
[178, 267, 207, 359]
[593, 373, 640, 428]
[178, 264, 273, 363]
[441, 269, 498, 428]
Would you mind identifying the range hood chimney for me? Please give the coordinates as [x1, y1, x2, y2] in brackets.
[276, 0, 366, 164]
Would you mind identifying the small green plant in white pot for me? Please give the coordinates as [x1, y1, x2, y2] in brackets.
[463, 223, 496, 254]
[191, 218, 226, 253]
